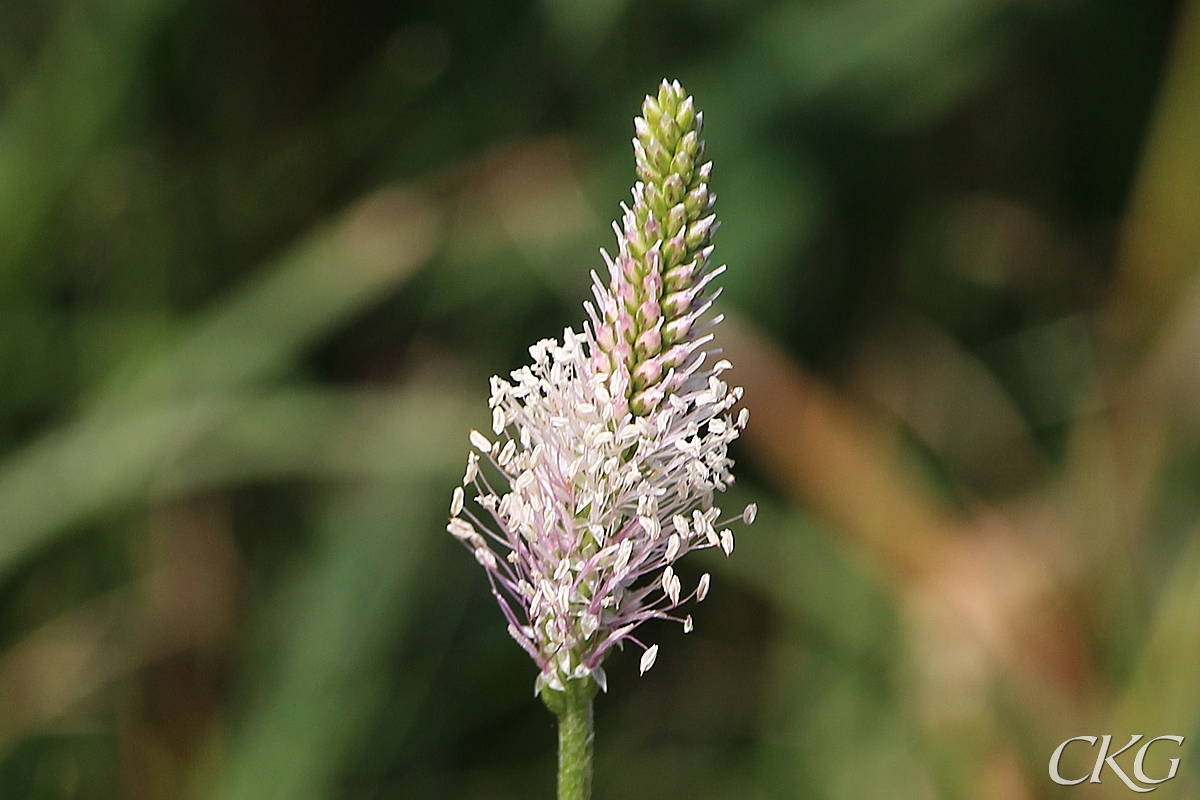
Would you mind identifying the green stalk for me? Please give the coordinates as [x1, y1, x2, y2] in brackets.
[546, 677, 596, 800]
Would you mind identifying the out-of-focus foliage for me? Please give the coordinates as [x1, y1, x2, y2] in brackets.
[0, 0, 1197, 799]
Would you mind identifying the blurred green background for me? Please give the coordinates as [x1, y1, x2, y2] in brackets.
[1, 0, 1199, 798]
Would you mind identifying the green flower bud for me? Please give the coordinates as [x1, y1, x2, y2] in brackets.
[670, 150, 693, 185]
[665, 203, 687, 239]
[662, 173, 686, 207]
[675, 95, 696, 130]
[685, 214, 717, 250]
[683, 184, 709, 217]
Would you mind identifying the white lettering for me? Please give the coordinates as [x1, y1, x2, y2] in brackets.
[1134, 736, 1185, 786]
[1091, 734, 1152, 792]
[1052, 735, 1186, 791]
[1049, 736, 1097, 786]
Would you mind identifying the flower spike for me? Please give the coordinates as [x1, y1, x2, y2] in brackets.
[448, 81, 752, 697]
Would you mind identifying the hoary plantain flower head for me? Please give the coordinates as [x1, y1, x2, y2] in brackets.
[448, 80, 754, 697]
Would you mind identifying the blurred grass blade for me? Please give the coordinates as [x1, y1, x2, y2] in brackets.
[1111, 528, 1200, 744]
[1109, 0, 1200, 339]
[210, 484, 433, 800]
[0, 385, 474, 581]
[99, 188, 441, 405]
[149, 386, 477, 494]
[754, 0, 1028, 122]
[0, 0, 185, 281]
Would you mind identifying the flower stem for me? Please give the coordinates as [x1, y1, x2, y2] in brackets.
[555, 678, 595, 800]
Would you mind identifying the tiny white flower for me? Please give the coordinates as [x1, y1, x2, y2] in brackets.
[450, 486, 464, 517]
[742, 503, 757, 525]
[696, 573, 711, 602]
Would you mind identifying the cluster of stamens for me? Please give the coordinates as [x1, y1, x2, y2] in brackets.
[448, 81, 753, 695]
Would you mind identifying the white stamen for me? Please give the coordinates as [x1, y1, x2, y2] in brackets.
[665, 533, 681, 562]
[469, 430, 491, 452]
[668, 573, 681, 604]
[447, 518, 477, 542]
[614, 539, 633, 573]
[639, 644, 659, 675]
[498, 440, 517, 468]
[474, 547, 497, 570]
[639, 515, 661, 539]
